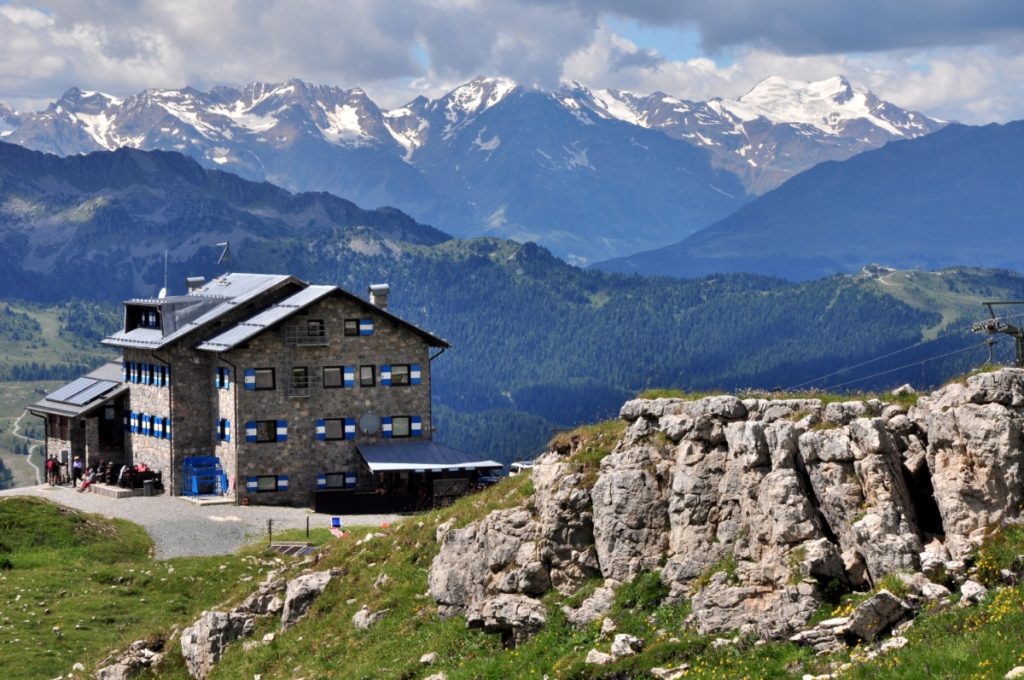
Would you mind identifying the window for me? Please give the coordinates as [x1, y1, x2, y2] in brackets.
[217, 418, 230, 442]
[307, 319, 325, 338]
[254, 368, 275, 390]
[324, 472, 357, 489]
[323, 366, 342, 388]
[255, 420, 277, 443]
[391, 416, 411, 438]
[324, 418, 344, 441]
[391, 364, 410, 386]
[256, 476, 278, 492]
[291, 366, 309, 390]
[359, 365, 375, 387]
[344, 319, 360, 336]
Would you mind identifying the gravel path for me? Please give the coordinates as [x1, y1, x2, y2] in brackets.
[0, 485, 402, 560]
[11, 410, 42, 484]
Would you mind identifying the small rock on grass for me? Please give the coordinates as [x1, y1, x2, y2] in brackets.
[585, 649, 613, 665]
[420, 652, 439, 665]
[1005, 666, 1024, 679]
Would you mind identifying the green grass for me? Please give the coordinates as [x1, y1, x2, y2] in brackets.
[0, 497, 284, 680]
[548, 420, 628, 488]
[0, 380, 59, 488]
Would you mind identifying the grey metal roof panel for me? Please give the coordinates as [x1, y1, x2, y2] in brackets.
[196, 285, 337, 351]
[85, 360, 125, 383]
[356, 441, 502, 472]
[105, 273, 296, 349]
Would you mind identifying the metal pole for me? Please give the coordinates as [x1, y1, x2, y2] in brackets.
[267, 519, 273, 547]
[305, 516, 309, 539]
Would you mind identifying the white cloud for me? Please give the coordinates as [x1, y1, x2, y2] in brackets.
[0, 1, 1021, 123]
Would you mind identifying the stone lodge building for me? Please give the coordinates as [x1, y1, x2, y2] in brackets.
[30, 273, 500, 509]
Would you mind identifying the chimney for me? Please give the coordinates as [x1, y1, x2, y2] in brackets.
[186, 276, 206, 293]
[368, 283, 390, 310]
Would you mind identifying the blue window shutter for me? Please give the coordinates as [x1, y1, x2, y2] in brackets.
[343, 366, 355, 388]
[411, 416, 423, 437]
[276, 420, 288, 443]
[244, 368, 256, 390]
[128, 362, 136, 384]
[141, 414, 149, 436]
[121, 362, 127, 382]
[315, 419, 326, 441]
[246, 476, 258, 492]
[153, 417, 163, 438]
[129, 411, 138, 433]
[224, 419, 231, 443]
[224, 370, 230, 390]
[277, 475, 289, 490]
[380, 364, 392, 387]
[316, 473, 326, 490]
[141, 364, 148, 386]
[245, 421, 257, 443]
[359, 319, 374, 335]
[344, 473, 356, 489]
[165, 417, 172, 440]
[382, 416, 392, 438]
[410, 363, 422, 385]
[214, 368, 220, 389]
[344, 417, 356, 440]
[216, 418, 223, 442]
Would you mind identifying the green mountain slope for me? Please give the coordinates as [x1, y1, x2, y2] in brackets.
[596, 121, 1024, 281]
[3, 143, 1023, 466]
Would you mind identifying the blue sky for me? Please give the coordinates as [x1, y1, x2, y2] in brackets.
[0, 1, 1022, 123]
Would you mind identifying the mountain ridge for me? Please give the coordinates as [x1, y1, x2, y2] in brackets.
[595, 120, 1024, 280]
[0, 75, 942, 262]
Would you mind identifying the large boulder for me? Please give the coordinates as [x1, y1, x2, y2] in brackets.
[465, 594, 546, 645]
[280, 571, 334, 628]
[180, 611, 254, 679]
[591, 445, 669, 582]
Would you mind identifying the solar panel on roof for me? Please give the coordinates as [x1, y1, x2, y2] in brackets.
[63, 380, 119, 406]
[46, 377, 98, 403]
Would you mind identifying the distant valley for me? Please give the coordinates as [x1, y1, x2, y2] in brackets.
[1, 142, 1021, 468]
[597, 120, 1024, 280]
[0, 75, 941, 263]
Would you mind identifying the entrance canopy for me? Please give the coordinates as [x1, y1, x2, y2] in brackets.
[356, 441, 501, 473]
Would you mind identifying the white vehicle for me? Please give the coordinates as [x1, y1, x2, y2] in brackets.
[508, 461, 534, 476]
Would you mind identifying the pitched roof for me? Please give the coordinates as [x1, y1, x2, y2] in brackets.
[103, 273, 297, 349]
[196, 283, 449, 352]
[356, 440, 501, 472]
[28, 361, 127, 418]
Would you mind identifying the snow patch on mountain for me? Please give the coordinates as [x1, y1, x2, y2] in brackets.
[473, 128, 500, 152]
[321, 104, 366, 142]
[588, 89, 644, 126]
[725, 75, 900, 135]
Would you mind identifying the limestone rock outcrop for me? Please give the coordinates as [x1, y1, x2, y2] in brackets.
[429, 368, 1024, 644]
[280, 571, 334, 628]
[180, 611, 254, 679]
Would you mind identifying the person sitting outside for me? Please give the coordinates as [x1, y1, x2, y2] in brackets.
[77, 468, 94, 493]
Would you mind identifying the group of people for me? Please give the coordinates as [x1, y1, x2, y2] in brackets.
[44, 455, 83, 487]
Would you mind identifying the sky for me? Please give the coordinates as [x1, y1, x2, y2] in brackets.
[0, 1, 1023, 123]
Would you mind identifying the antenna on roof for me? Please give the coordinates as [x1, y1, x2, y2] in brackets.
[158, 250, 169, 299]
[216, 241, 230, 267]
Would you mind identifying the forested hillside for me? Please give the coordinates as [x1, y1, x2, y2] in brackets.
[1, 144, 1022, 467]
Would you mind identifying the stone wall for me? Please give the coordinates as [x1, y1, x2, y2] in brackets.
[227, 294, 433, 506]
[123, 348, 174, 486]
[213, 362, 238, 492]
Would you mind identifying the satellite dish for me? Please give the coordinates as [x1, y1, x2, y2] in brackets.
[157, 287, 168, 299]
[359, 413, 380, 435]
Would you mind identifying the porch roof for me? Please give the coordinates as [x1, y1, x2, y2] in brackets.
[28, 361, 127, 418]
[355, 440, 502, 473]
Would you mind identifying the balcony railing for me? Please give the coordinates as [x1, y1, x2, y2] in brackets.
[283, 325, 330, 347]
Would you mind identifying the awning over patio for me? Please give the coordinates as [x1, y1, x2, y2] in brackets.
[355, 440, 502, 473]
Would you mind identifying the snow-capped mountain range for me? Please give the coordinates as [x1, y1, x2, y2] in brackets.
[0, 76, 943, 262]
